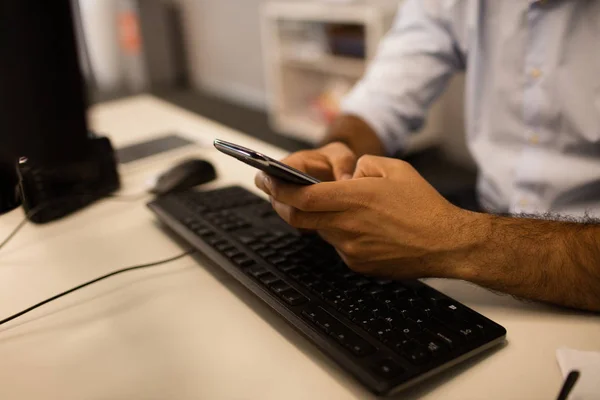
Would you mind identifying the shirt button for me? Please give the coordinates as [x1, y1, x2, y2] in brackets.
[528, 132, 540, 144]
[530, 68, 542, 79]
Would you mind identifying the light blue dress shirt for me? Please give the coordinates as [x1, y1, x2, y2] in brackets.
[342, 0, 600, 216]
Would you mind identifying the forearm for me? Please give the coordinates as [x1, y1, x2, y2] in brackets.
[452, 213, 600, 312]
[321, 114, 386, 157]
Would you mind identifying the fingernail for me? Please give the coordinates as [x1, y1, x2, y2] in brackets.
[341, 173, 352, 181]
[263, 175, 273, 194]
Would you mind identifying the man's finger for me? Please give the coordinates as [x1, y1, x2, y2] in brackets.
[259, 177, 358, 212]
[319, 142, 358, 180]
[271, 200, 343, 230]
[282, 151, 333, 180]
[281, 142, 357, 182]
[353, 155, 410, 179]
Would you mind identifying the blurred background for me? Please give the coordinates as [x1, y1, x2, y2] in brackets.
[80, 0, 475, 194]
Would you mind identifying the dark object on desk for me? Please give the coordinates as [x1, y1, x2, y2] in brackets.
[17, 134, 121, 224]
[151, 159, 217, 196]
[0, 0, 91, 167]
[117, 134, 195, 164]
[0, 164, 21, 214]
[0, 0, 120, 222]
[148, 186, 507, 396]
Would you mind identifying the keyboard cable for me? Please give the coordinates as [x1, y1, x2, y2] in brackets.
[0, 193, 195, 327]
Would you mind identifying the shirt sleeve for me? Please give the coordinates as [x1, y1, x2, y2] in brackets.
[341, 0, 463, 155]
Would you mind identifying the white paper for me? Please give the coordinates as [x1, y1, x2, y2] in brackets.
[556, 348, 600, 400]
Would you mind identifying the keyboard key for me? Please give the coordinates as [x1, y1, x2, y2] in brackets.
[232, 255, 255, 267]
[414, 333, 447, 357]
[250, 243, 267, 252]
[323, 290, 345, 306]
[266, 255, 287, 266]
[237, 235, 257, 245]
[221, 222, 239, 231]
[373, 292, 397, 307]
[271, 241, 289, 250]
[262, 236, 279, 245]
[280, 289, 307, 306]
[339, 303, 362, 318]
[302, 307, 375, 357]
[247, 266, 269, 278]
[408, 297, 427, 309]
[346, 339, 376, 357]
[276, 263, 300, 273]
[329, 326, 352, 344]
[258, 249, 276, 258]
[301, 308, 318, 322]
[311, 282, 333, 297]
[425, 323, 463, 349]
[224, 248, 241, 259]
[303, 307, 335, 333]
[281, 248, 301, 257]
[366, 318, 391, 334]
[269, 280, 291, 294]
[289, 269, 306, 280]
[354, 311, 376, 329]
[216, 242, 233, 252]
[392, 286, 409, 298]
[196, 228, 215, 237]
[394, 319, 421, 338]
[371, 359, 404, 379]
[298, 275, 318, 288]
[259, 273, 280, 286]
[363, 285, 385, 296]
[442, 320, 482, 341]
[351, 278, 371, 288]
[379, 328, 402, 344]
[401, 340, 431, 365]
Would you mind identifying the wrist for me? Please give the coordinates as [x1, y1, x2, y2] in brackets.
[442, 210, 494, 281]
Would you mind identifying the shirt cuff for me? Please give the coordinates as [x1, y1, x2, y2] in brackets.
[340, 85, 411, 156]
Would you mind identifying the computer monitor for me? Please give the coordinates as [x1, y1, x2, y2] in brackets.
[0, 0, 92, 212]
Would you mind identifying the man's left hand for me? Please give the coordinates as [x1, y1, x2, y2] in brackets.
[255, 155, 487, 280]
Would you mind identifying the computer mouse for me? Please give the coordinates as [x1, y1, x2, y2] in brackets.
[151, 159, 217, 196]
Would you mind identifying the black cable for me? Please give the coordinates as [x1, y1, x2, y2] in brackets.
[0, 249, 194, 327]
[0, 216, 29, 253]
[0, 192, 150, 253]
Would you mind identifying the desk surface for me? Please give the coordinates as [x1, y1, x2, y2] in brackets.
[0, 95, 597, 400]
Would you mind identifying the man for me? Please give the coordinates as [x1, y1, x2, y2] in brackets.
[255, 0, 600, 311]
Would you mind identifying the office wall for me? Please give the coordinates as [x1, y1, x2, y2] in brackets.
[172, 0, 278, 109]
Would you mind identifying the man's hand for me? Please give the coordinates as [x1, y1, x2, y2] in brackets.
[255, 155, 483, 279]
[256, 154, 600, 311]
[278, 142, 358, 182]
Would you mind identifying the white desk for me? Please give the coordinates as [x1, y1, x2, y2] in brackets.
[0, 95, 597, 400]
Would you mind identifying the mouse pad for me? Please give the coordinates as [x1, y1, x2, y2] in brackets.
[117, 134, 195, 164]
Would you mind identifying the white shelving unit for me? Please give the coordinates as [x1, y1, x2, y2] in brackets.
[261, 1, 448, 152]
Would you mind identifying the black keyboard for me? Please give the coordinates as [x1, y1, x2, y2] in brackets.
[148, 186, 506, 396]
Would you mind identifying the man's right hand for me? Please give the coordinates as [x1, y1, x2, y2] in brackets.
[277, 142, 358, 182]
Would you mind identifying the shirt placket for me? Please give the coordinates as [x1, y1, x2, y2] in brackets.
[512, 1, 549, 214]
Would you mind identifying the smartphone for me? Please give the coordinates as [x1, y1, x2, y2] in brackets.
[214, 139, 320, 185]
